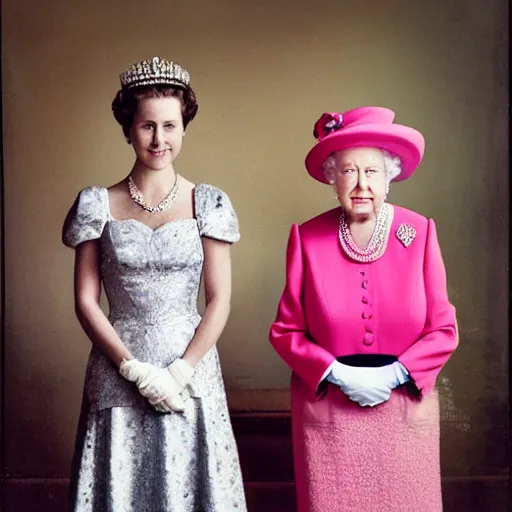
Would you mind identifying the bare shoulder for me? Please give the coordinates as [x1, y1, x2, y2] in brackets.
[107, 179, 128, 197]
[176, 175, 196, 212]
[178, 175, 196, 193]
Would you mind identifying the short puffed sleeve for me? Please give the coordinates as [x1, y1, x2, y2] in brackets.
[195, 184, 240, 243]
[62, 186, 108, 248]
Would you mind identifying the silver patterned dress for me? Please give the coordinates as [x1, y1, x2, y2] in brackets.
[62, 184, 247, 512]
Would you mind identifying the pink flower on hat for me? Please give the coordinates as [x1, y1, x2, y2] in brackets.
[313, 112, 344, 140]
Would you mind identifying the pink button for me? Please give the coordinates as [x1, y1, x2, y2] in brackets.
[362, 280, 369, 289]
[363, 333, 374, 346]
[362, 296, 369, 304]
[362, 311, 372, 319]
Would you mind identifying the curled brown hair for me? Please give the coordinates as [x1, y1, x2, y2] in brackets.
[111, 84, 199, 139]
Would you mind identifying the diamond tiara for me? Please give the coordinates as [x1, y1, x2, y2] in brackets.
[119, 57, 191, 89]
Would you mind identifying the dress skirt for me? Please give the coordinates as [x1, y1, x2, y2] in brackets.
[291, 372, 442, 512]
[68, 394, 247, 512]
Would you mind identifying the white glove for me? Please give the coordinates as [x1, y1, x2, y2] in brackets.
[166, 358, 194, 390]
[119, 358, 193, 413]
[327, 362, 393, 407]
[370, 361, 410, 389]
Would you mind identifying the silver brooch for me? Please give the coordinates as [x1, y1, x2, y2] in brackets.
[396, 224, 416, 247]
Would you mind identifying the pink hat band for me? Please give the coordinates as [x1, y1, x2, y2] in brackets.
[305, 107, 425, 184]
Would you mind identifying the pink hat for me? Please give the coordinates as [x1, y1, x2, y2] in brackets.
[305, 106, 425, 184]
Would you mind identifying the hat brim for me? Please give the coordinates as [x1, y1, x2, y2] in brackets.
[305, 124, 425, 184]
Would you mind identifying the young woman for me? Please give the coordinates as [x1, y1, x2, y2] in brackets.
[63, 57, 247, 511]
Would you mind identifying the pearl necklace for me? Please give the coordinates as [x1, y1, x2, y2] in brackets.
[128, 174, 179, 213]
[338, 203, 393, 263]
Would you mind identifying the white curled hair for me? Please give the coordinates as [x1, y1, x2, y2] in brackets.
[322, 149, 402, 193]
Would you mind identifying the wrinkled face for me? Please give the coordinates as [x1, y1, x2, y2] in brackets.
[129, 96, 184, 171]
[332, 147, 387, 220]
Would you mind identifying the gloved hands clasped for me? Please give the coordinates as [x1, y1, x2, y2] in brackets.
[327, 361, 409, 407]
[119, 358, 194, 413]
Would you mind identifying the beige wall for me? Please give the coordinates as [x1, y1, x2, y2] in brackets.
[2, 0, 508, 484]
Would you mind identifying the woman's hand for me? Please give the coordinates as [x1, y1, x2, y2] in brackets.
[119, 358, 193, 413]
[327, 362, 395, 407]
[372, 361, 410, 389]
[166, 358, 194, 390]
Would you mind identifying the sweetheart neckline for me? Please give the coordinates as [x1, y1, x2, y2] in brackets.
[106, 217, 197, 234]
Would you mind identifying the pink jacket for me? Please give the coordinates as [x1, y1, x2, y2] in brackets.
[269, 205, 457, 397]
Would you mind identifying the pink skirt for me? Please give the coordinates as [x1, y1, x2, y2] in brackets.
[291, 372, 442, 512]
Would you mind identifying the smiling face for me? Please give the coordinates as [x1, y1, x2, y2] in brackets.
[129, 96, 184, 172]
[332, 147, 388, 221]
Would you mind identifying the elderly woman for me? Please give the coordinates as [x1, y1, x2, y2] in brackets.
[269, 107, 458, 512]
